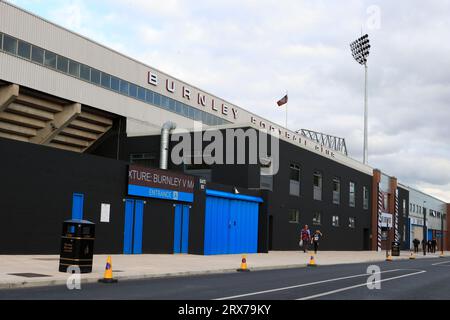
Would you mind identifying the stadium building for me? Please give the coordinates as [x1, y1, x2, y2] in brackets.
[0, 1, 448, 254]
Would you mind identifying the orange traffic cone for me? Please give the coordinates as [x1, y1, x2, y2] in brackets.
[98, 256, 118, 283]
[237, 255, 250, 272]
[409, 251, 416, 260]
[307, 252, 317, 267]
[386, 251, 393, 262]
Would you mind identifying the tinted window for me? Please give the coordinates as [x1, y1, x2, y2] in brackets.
[31, 46, 44, 64]
[56, 55, 68, 73]
[110, 77, 120, 91]
[129, 84, 137, 98]
[161, 96, 169, 109]
[90, 68, 101, 84]
[169, 98, 176, 111]
[3, 34, 17, 54]
[80, 64, 90, 81]
[120, 80, 129, 95]
[18, 41, 31, 59]
[137, 87, 146, 101]
[101, 73, 111, 88]
[153, 92, 161, 105]
[145, 90, 153, 103]
[68, 60, 80, 77]
[0, 33, 3, 50]
[44, 51, 57, 68]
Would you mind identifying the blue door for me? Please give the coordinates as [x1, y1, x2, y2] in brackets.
[71, 193, 84, 220]
[204, 190, 262, 255]
[173, 204, 190, 254]
[123, 199, 145, 254]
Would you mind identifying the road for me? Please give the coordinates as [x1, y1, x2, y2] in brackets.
[0, 257, 449, 300]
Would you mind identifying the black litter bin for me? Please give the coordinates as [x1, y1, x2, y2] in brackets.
[59, 219, 95, 273]
[391, 241, 401, 257]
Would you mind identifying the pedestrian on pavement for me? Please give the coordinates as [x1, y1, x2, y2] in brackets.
[300, 225, 311, 253]
[432, 238, 437, 253]
[422, 239, 427, 255]
[413, 238, 420, 253]
[312, 230, 323, 254]
[427, 240, 432, 253]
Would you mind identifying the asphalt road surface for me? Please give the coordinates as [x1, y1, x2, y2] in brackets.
[1, 257, 449, 300]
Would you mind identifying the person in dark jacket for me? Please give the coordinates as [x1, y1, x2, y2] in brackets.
[412, 238, 420, 253]
[312, 230, 323, 254]
[421, 239, 427, 255]
[427, 240, 432, 253]
[431, 238, 437, 253]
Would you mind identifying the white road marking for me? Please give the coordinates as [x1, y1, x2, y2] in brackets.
[215, 269, 406, 300]
[296, 270, 427, 300]
[431, 260, 450, 266]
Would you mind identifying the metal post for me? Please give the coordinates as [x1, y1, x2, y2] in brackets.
[441, 212, 444, 255]
[363, 64, 368, 164]
[423, 203, 427, 256]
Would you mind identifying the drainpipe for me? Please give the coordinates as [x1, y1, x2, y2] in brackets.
[159, 121, 176, 170]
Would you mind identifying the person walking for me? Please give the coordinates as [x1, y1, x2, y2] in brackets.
[300, 225, 311, 253]
[427, 240, 432, 253]
[432, 238, 437, 253]
[413, 238, 420, 253]
[421, 239, 427, 256]
[312, 230, 323, 254]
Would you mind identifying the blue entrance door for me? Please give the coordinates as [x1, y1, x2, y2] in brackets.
[72, 193, 84, 220]
[123, 199, 145, 254]
[173, 204, 190, 254]
[204, 190, 262, 255]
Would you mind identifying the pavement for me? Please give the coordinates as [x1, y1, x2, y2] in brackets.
[0, 256, 449, 300]
[0, 250, 447, 290]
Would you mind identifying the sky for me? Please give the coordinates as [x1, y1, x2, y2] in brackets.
[7, 0, 450, 202]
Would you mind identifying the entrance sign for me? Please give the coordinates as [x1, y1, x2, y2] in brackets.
[128, 165, 195, 202]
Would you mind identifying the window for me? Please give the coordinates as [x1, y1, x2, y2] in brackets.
[101, 72, 111, 88]
[349, 217, 356, 228]
[90, 68, 101, 85]
[288, 209, 300, 224]
[313, 212, 322, 225]
[349, 182, 355, 207]
[130, 153, 157, 168]
[31, 46, 44, 64]
[137, 87, 146, 101]
[120, 80, 129, 95]
[80, 64, 90, 81]
[313, 171, 322, 201]
[153, 92, 161, 105]
[0, 33, 3, 50]
[260, 166, 273, 191]
[68, 60, 80, 77]
[129, 83, 138, 98]
[363, 186, 369, 210]
[289, 164, 300, 196]
[332, 215, 340, 227]
[3, 34, 17, 54]
[110, 76, 120, 91]
[17, 41, 31, 59]
[56, 55, 68, 73]
[332, 177, 340, 204]
[43, 50, 56, 68]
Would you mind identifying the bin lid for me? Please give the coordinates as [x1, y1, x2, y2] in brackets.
[63, 219, 95, 225]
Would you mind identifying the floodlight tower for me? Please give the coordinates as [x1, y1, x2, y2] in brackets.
[350, 34, 371, 165]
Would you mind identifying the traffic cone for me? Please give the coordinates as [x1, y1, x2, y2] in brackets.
[386, 252, 393, 262]
[307, 252, 317, 267]
[409, 251, 416, 260]
[237, 255, 250, 272]
[98, 256, 118, 283]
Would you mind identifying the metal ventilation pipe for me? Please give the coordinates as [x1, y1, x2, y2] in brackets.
[159, 121, 176, 170]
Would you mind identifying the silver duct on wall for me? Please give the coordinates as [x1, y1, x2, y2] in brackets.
[159, 121, 176, 170]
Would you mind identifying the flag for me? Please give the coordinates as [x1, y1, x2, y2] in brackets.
[277, 94, 288, 107]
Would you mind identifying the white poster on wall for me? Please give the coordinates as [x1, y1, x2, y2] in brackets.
[100, 203, 111, 223]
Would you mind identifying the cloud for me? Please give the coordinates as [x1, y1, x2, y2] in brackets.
[10, 0, 450, 202]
